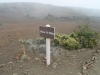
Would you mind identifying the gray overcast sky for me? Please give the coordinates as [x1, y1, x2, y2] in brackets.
[0, 0, 100, 9]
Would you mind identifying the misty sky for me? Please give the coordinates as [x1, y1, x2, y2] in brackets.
[0, 0, 100, 9]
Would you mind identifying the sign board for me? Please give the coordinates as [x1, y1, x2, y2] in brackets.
[39, 26, 55, 39]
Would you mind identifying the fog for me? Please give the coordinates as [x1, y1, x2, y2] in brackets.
[0, 0, 100, 9]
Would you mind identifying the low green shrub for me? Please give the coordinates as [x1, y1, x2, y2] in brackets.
[52, 24, 100, 50]
[52, 33, 81, 50]
[70, 24, 100, 48]
[36, 38, 46, 44]
[26, 39, 34, 45]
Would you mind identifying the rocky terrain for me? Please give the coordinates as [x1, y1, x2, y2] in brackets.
[0, 2, 100, 75]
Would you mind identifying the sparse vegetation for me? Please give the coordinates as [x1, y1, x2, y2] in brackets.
[21, 44, 28, 60]
[0, 22, 3, 29]
[26, 39, 34, 45]
[18, 39, 33, 60]
[52, 24, 100, 50]
[36, 38, 46, 44]
[26, 14, 35, 19]
[71, 24, 100, 49]
[0, 22, 2, 26]
[45, 14, 58, 21]
[1, 3, 100, 75]
[18, 39, 34, 45]
[29, 44, 37, 52]
[51, 33, 81, 50]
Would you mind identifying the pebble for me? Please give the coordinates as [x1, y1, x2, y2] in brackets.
[82, 70, 88, 74]
[92, 56, 97, 61]
[86, 64, 93, 69]
[23, 70, 29, 75]
[9, 67, 13, 70]
[35, 58, 40, 61]
[8, 61, 13, 64]
[23, 72, 28, 75]
[13, 73, 18, 75]
[70, 72, 72, 73]
[52, 62, 57, 68]
[82, 65, 87, 70]
[96, 50, 100, 54]
[0, 64, 5, 68]
[78, 50, 80, 52]
[56, 58, 60, 62]
[78, 73, 82, 75]
[25, 70, 29, 72]
[0, 53, 2, 55]
[28, 56, 31, 60]
[20, 65, 23, 68]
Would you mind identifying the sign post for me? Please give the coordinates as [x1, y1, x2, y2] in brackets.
[46, 24, 50, 66]
[39, 24, 55, 66]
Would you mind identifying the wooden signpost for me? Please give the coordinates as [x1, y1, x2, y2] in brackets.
[39, 24, 55, 66]
[39, 25, 55, 39]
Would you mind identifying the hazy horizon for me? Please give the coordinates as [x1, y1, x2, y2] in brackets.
[0, 0, 100, 9]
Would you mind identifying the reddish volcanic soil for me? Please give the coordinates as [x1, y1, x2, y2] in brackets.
[0, 17, 100, 75]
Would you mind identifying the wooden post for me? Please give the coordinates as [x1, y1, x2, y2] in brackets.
[46, 24, 50, 66]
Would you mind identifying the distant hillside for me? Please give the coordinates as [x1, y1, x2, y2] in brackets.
[0, 2, 100, 18]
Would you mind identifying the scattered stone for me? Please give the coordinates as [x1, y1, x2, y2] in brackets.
[41, 59, 46, 64]
[0, 64, 5, 68]
[8, 61, 13, 64]
[25, 70, 29, 72]
[35, 58, 40, 61]
[85, 59, 91, 64]
[92, 56, 97, 61]
[23, 70, 29, 75]
[96, 50, 100, 54]
[69, 72, 72, 73]
[52, 62, 57, 68]
[20, 65, 23, 68]
[82, 65, 87, 70]
[81, 48, 86, 52]
[9, 67, 13, 70]
[13, 73, 18, 75]
[23, 72, 28, 75]
[28, 56, 31, 61]
[78, 73, 82, 75]
[82, 70, 88, 74]
[78, 50, 80, 52]
[86, 64, 93, 69]
[56, 58, 60, 62]
[0, 53, 2, 55]
[58, 62, 61, 65]
[93, 53, 98, 56]
[71, 55, 76, 59]
[15, 53, 21, 60]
